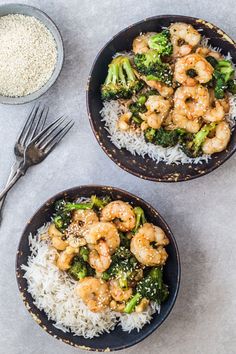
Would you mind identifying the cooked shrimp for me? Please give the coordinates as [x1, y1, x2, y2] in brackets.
[72, 209, 99, 225]
[141, 95, 171, 129]
[145, 95, 171, 113]
[174, 84, 210, 119]
[143, 77, 174, 98]
[174, 54, 214, 86]
[48, 223, 63, 238]
[85, 221, 120, 254]
[51, 236, 68, 251]
[48, 223, 68, 251]
[219, 97, 230, 113]
[132, 32, 156, 54]
[130, 223, 169, 266]
[196, 47, 222, 60]
[76, 277, 111, 312]
[67, 209, 99, 248]
[144, 112, 163, 129]
[89, 240, 111, 273]
[110, 279, 133, 302]
[204, 89, 227, 122]
[101, 201, 136, 232]
[117, 112, 132, 131]
[56, 246, 78, 271]
[169, 22, 201, 57]
[172, 111, 201, 133]
[204, 101, 225, 122]
[202, 121, 231, 154]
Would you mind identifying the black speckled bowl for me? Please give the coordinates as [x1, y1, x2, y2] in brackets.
[16, 185, 180, 351]
[87, 15, 236, 182]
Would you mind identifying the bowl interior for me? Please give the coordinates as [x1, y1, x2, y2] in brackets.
[0, 3, 64, 104]
[16, 185, 180, 351]
[87, 15, 236, 182]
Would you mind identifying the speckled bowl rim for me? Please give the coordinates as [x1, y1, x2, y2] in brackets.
[86, 14, 236, 182]
[15, 185, 181, 351]
[0, 3, 64, 105]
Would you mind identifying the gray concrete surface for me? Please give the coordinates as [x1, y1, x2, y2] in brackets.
[0, 0, 236, 353]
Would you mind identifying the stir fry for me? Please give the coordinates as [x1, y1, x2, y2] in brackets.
[101, 22, 236, 157]
[48, 196, 169, 313]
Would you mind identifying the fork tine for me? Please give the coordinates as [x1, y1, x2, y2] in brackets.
[29, 105, 49, 141]
[42, 120, 74, 150]
[21, 103, 49, 146]
[44, 121, 74, 154]
[18, 104, 39, 143]
[33, 115, 67, 146]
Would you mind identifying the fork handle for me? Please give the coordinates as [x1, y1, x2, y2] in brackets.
[0, 161, 20, 224]
[0, 164, 27, 202]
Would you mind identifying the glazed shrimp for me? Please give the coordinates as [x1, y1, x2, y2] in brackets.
[132, 32, 156, 54]
[48, 223, 68, 251]
[142, 76, 174, 98]
[130, 223, 169, 266]
[204, 89, 228, 122]
[101, 201, 136, 232]
[174, 84, 210, 119]
[67, 209, 99, 248]
[76, 277, 111, 312]
[141, 95, 171, 129]
[117, 112, 132, 131]
[202, 121, 231, 154]
[204, 102, 225, 123]
[196, 47, 222, 60]
[174, 54, 214, 86]
[89, 240, 111, 273]
[56, 246, 78, 271]
[72, 209, 99, 225]
[172, 111, 201, 133]
[85, 221, 120, 254]
[169, 22, 201, 57]
[109, 279, 133, 302]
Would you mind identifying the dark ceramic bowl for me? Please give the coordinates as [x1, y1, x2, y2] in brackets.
[87, 15, 236, 182]
[16, 185, 180, 351]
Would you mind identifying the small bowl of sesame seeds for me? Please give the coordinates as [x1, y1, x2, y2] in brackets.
[0, 3, 64, 104]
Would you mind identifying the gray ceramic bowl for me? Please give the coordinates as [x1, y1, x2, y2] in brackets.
[0, 3, 64, 104]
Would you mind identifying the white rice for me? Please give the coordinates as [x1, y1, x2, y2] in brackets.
[100, 38, 236, 165]
[22, 225, 160, 338]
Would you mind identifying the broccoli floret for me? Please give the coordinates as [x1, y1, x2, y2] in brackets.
[102, 246, 140, 288]
[68, 256, 87, 280]
[53, 200, 71, 231]
[134, 207, 146, 232]
[91, 195, 111, 209]
[209, 59, 235, 99]
[124, 267, 169, 313]
[68, 249, 95, 280]
[216, 60, 234, 82]
[144, 127, 156, 143]
[155, 127, 186, 147]
[228, 79, 236, 94]
[129, 95, 147, 125]
[181, 123, 216, 157]
[148, 30, 173, 56]
[80, 246, 89, 262]
[124, 293, 142, 314]
[144, 127, 186, 147]
[119, 232, 131, 248]
[134, 49, 173, 85]
[101, 56, 143, 100]
[53, 196, 109, 231]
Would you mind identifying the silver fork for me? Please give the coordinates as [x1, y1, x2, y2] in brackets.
[0, 116, 74, 202]
[0, 104, 48, 223]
